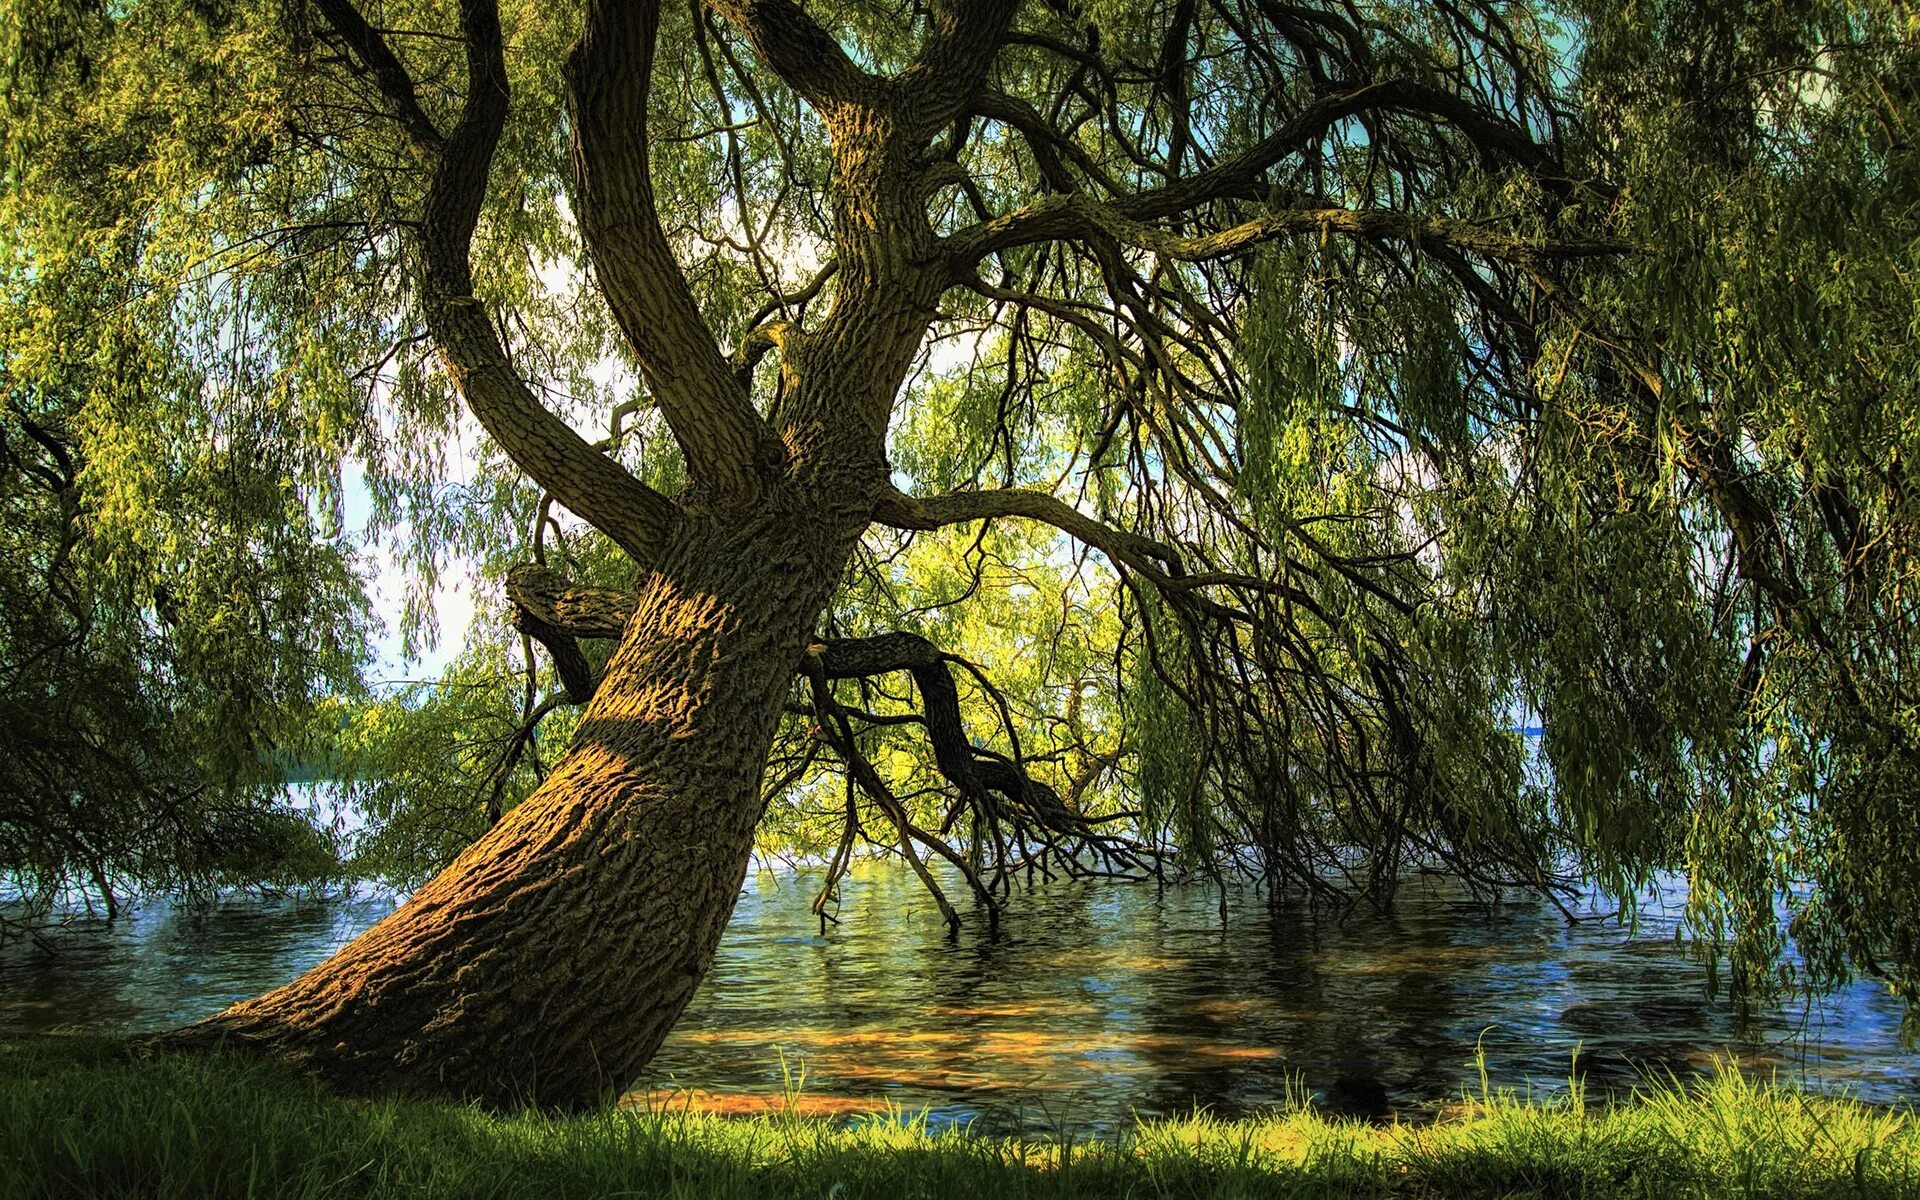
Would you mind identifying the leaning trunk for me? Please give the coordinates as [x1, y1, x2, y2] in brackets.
[164, 501, 864, 1109]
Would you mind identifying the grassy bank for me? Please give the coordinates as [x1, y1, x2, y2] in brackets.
[3, 1036, 1915, 1199]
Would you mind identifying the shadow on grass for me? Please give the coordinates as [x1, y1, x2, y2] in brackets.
[3, 1034, 1915, 1199]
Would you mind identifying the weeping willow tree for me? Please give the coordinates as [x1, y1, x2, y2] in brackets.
[2, 0, 1914, 1107]
[0, 81, 372, 932]
[0, 396, 363, 935]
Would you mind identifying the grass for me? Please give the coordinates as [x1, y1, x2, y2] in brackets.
[3, 1034, 1916, 1198]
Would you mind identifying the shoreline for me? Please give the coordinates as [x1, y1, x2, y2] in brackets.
[6, 1035, 1916, 1198]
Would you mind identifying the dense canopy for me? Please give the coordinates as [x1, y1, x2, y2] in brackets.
[2, 0, 1917, 1097]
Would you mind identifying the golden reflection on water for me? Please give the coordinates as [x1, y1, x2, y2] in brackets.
[631, 860, 1914, 1130]
[1329, 943, 1507, 975]
[1189, 997, 1282, 1020]
[927, 1001, 1097, 1019]
[663, 1023, 1287, 1101]
[624, 1090, 896, 1118]
[2, 859, 1906, 1134]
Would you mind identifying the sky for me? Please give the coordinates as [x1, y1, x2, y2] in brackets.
[338, 459, 477, 687]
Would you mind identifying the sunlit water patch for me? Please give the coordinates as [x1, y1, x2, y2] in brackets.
[3, 861, 1915, 1132]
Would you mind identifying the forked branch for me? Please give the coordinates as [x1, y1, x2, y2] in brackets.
[570, 0, 782, 506]
[895, 0, 1022, 139]
[311, 0, 680, 561]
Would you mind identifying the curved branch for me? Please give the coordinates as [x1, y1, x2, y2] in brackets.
[730, 320, 800, 385]
[386, 0, 680, 562]
[506, 564, 637, 640]
[874, 485, 1178, 577]
[503, 559, 1146, 877]
[874, 485, 1326, 621]
[811, 633, 1094, 839]
[504, 563, 634, 705]
[1119, 78, 1556, 222]
[942, 76, 1568, 271]
[970, 88, 1125, 195]
[510, 607, 600, 706]
[702, 0, 880, 112]
[808, 631, 1153, 898]
[569, 0, 780, 506]
[486, 693, 566, 825]
[739, 259, 839, 332]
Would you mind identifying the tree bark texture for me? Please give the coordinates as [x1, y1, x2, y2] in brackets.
[170, 0, 1037, 1111]
[165, 495, 871, 1109]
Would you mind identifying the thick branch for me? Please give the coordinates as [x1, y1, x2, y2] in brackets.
[501, 561, 1129, 846]
[874, 485, 1323, 622]
[943, 77, 1567, 270]
[506, 564, 637, 640]
[730, 320, 800, 385]
[398, 0, 679, 561]
[971, 88, 1123, 194]
[896, 0, 1021, 140]
[703, 0, 879, 112]
[809, 635, 1117, 850]
[1120, 79, 1554, 222]
[509, 615, 597, 707]
[804, 661, 966, 932]
[570, 0, 779, 506]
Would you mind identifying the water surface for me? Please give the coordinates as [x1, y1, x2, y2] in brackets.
[3, 862, 1914, 1132]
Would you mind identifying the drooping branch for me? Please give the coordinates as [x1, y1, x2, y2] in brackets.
[569, 0, 781, 507]
[1117, 77, 1558, 220]
[803, 659, 966, 934]
[878, 482, 1323, 611]
[814, 634, 1155, 876]
[486, 691, 566, 826]
[503, 563, 638, 704]
[969, 88, 1126, 195]
[509, 607, 599, 706]
[1522, 270, 1899, 735]
[866, 475, 1488, 901]
[812, 634, 987, 807]
[946, 75, 1557, 243]
[312, 0, 680, 562]
[502, 561, 1152, 882]
[804, 630, 1154, 909]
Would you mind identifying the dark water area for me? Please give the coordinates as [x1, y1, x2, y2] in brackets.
[3, 861, 1915, 1133]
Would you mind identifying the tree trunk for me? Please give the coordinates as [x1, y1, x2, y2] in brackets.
[162, 497, 866, 1109]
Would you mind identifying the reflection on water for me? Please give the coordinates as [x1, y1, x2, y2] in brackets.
[4, 861, 1915, 1132]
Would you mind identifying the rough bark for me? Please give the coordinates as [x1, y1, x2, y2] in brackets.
[162, 494, 872, 1109]
[160, 0, 969, 1110]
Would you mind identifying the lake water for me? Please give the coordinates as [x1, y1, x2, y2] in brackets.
[3, 861, 1915, 1132]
